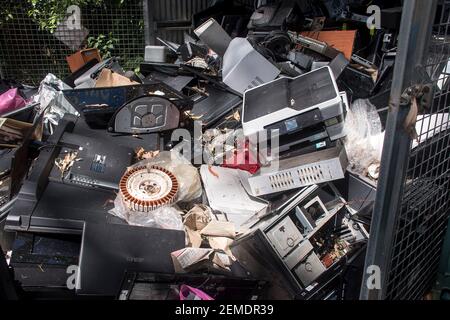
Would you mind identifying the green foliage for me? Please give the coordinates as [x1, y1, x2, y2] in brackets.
[0, 2, 21, 28]
[122, 56, 144, 74]
[0, 11, 14, 27]
[87, 33, 119, 59]
[1, 0, 144, 81]
[28, 0, 89, 32]
[26, 0, 125, 33]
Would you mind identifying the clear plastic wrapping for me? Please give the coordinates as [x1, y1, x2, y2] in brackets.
[109, 192, 184, 230]
[108, 151, 202, 229]
[344, 99, 384, 177]
[132, 151, 202, 202]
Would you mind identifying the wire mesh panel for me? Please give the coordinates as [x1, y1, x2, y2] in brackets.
[362, 0, 450, 300]
[0, 0, 144, 85]
[385, 2, 450, 300]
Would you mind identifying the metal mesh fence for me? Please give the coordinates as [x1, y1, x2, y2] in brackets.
[384, 0, 450, 299]
[0, 0, 144, 85]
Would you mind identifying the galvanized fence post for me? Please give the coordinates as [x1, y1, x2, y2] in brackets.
[361, 0, 439, 300]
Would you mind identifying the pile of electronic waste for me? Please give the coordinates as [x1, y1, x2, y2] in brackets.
[1, 0, 412, 300]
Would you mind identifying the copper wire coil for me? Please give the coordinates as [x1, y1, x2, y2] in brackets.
[119, 165, 179, 212]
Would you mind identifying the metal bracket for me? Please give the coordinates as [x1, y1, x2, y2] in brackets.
[400, 83, 433, 111]
[400, 83, 434, 140]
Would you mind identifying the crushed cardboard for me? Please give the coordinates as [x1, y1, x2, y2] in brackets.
[171, 247, 232, 274]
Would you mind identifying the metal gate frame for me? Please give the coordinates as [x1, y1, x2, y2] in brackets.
[361, 0, 450, 300]
[143, 0, 210, 46]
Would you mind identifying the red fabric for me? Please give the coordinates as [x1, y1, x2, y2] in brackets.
[221, 142, 260, 174]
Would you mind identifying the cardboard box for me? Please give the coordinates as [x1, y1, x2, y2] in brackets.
[0, 118, 41, 148]
[66, 48, 101, 73]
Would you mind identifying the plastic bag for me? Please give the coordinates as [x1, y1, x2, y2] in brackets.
[108, 151, 202, 229]
[32, 74, 79, 132]
[109, 192, 184, 230]
[131, 151, 202, 202]
[179, 285, 214, 300]
[0, 88, 27, 115]
[344, 99, 384, 176]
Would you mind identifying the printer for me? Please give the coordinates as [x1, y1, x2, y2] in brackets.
[240, 66, 349, 196]
[242, 66, 347, 156]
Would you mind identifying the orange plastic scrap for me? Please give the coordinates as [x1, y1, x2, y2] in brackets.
[300, 30, 357, 60]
